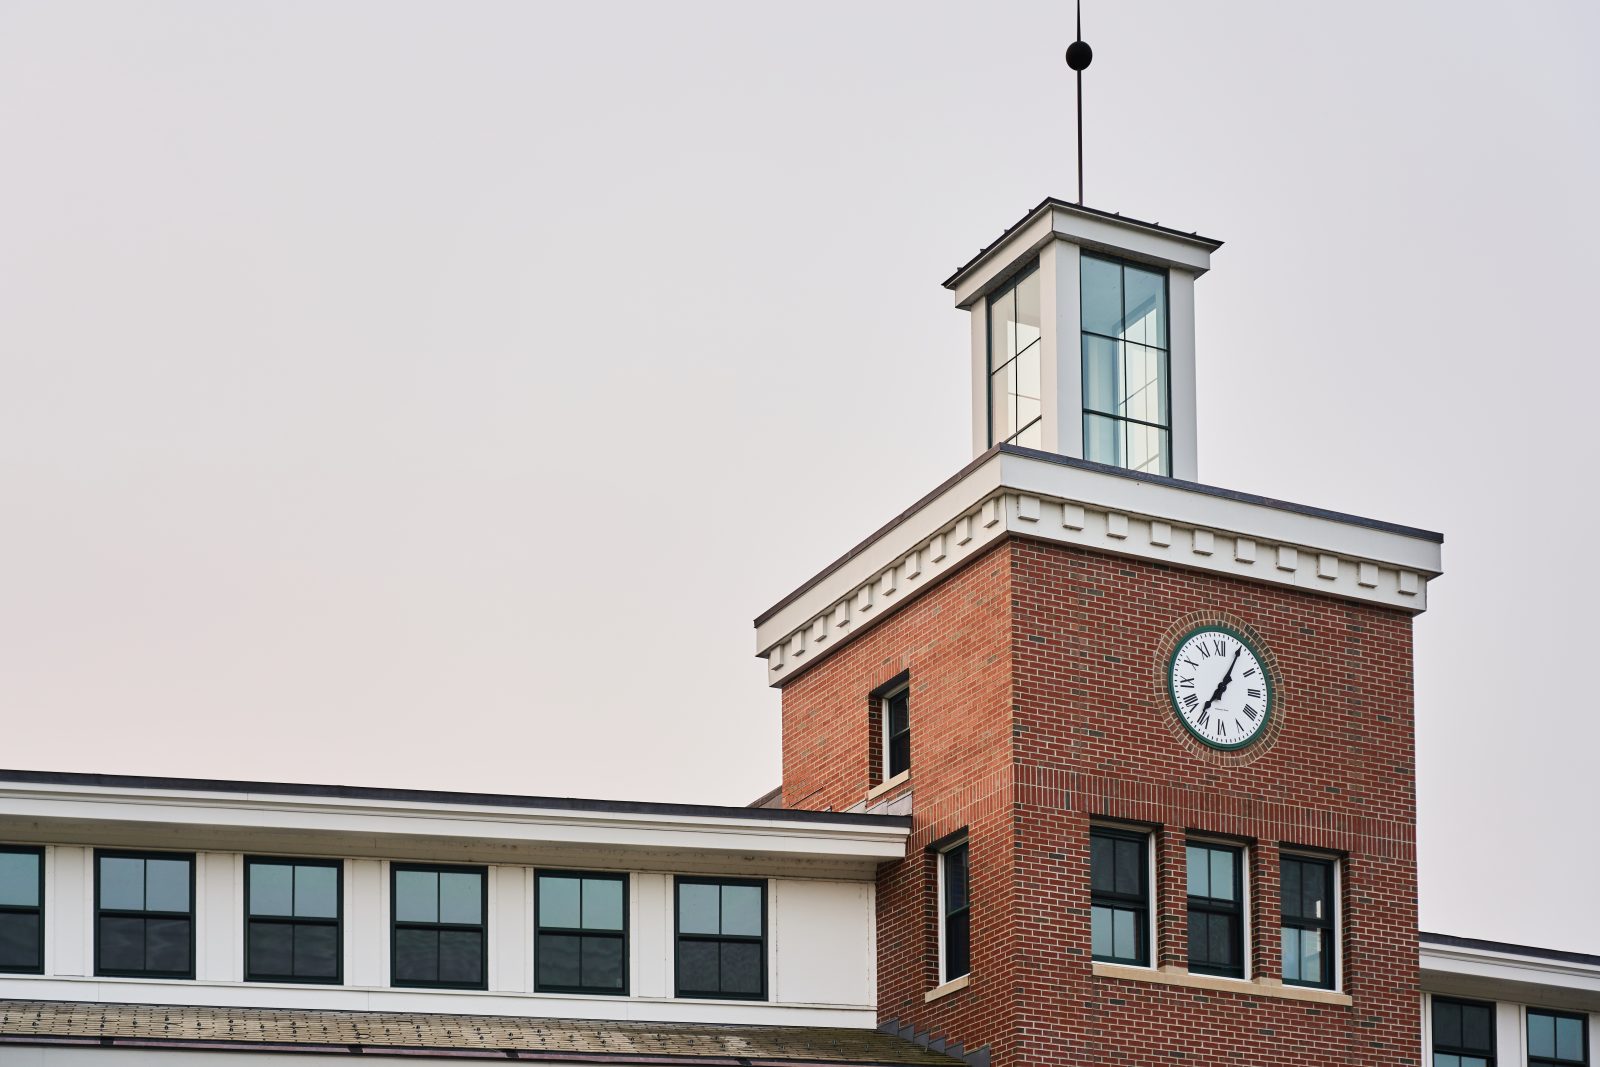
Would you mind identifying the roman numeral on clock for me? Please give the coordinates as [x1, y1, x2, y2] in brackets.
[1242, 705, 1259, 720]
[1212, 639, 1227, 656]
[1243, 667, 1258, 678]
[1247, 688, 1262, 699]
[1196, 709, 1210, 729]
[1178, 676, 1195, 689]
[1217, 719, 1229, 736]
[1181, 693, 1198, 710]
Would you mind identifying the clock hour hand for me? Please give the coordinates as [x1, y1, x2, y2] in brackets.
[1201, 647, 1243, 713]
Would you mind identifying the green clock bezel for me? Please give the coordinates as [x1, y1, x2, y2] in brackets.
[1166, 624, 1274, 752]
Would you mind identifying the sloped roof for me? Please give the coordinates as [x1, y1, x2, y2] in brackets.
[0, 1001, 960, 1065]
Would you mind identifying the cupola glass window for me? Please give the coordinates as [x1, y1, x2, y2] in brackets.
[0, 846, 44, 974]
[987, 262, 1043, 448]
[1081, 254, 1170, 475]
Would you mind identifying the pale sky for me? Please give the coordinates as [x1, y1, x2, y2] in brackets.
[2, 2, 1597, 953]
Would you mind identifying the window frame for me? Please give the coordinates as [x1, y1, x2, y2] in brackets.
[672, 876, 768, 1002]
[1185, 838, 1247, 980]
[1279, 850, 1339, 990]
[389, 862, 488, 991]
[985, 259, 1043, 448]
[0, 844, 45, 975]
[882, 684, 911, 783]
[1431, 994, 1498, 1066]
[1527, 1007, 1590, 1067]
[534, 869, 630, 996]
[936, 836, 971, 984]
[1089, 824, 1152, 968]
[93, 848, 196, 980]
[1079, 250, 1172, 476]
[243, 856, 343, 986]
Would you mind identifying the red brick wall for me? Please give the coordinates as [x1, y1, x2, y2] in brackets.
[779, 536, 1420, 1067]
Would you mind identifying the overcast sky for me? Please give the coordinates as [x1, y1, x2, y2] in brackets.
[2, 2, 1597, 953]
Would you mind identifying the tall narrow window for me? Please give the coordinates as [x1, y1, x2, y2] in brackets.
[1090, 827, 1149, 966]
[245, 857, 341, 984]
[940, 840, 970, 982]
[1081, 253, 1170, 475]
[1185, 842, 1244, 978]
[96, 850, 194, 979]
[1280, 854, 1336, 989]
[537, 871, 627, 995]
[884, 686, 911, 781]
[1528, 1009, 1589, 1067]
[1432, 997, 1496, 1067]
[987, 262, 1042, 448]
[675, 878, 765, 1000]
[391, 864, 486, 990]
[0, 846, 44, 974]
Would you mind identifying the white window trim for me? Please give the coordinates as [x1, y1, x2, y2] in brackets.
[1185, 835, 1251, 981]
[880, 683, 910, 785]
[1090, 820, 1157, 971]
[935, 836, 969, 985]
[1280, 847, 1341, 994]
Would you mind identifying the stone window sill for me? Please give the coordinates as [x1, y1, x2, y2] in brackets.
[924, 973, 970, 1002]
[1090, 962, 1353, 1006]
[866, 770, 910, 802]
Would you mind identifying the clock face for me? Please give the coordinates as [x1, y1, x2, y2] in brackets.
[1168, 626, 1273, 750]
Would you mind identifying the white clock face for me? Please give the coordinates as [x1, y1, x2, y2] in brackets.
[1168, 627, 1273, 750]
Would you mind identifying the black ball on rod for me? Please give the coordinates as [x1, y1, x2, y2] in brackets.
[1065, 39, 1093, 71]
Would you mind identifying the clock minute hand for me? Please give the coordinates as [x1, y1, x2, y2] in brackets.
[1201, 648, 1243, 713]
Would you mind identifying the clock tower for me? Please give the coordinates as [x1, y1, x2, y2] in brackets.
[754, 198, 1442, 1066]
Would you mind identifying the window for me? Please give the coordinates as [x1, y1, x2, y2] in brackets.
[1432, 996, 1496, 1067]
[0, 846, 44, 974]
[245, 858, 341, 984]
[1090, 827, 1149, 966]
[987, 261, 1042, 448]
[675, 878, 765, 1000]
[1280, 854, 1336, 989]
[884, 686, 911, 780]
[939, 840, 970, 982]
[1528, 1009, 1589, 1067]
[391, 864, 486, 989]
[1186, 842, 1244, 978]
[536, 871, 627, 995]
[95, 850, 194, 978]
[1081, 253, 1170, 475]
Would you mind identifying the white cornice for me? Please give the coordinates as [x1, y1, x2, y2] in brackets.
[1421, 941, 1600, 1009]
[756, 449, 1443, 687]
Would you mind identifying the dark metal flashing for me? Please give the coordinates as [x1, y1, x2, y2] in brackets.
[941, 196, 1224, 291]
[754, 444, 1442, 633]
[1421, 931, 1600, 970]
[0, 767, 910, 830]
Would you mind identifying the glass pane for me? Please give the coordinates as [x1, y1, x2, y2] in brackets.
[1081, 255, 1122, 337]
[944, 846, 968, 914]
[678, 883, 720, 936]
[538, 933, 581, 988]
[0, 852, 39, 908]
[100, 857, 145, 911]
[1122, 265, 1167, 349]
[1303, 862, 1328, 921]
[294, 923, 339, 979]
[1281, 927, 1300, 982]
[145, 917, 189, 972]
[1462, 1059, 1487, 1067]
[249, 864, 294, 917]
[1529, 1012, 1555, 1058]
[393, 927, 437, 983]
[945, 910, 970, 979]
[395, 871, 438, 924]
[1015, 268, 1041, 353]
[98, 915, 144, 972]
[1209, 913, 1234, 967]
[989, 360, 1016, 444]
[1186, 846, 1209, 899]
[248, 921, 292, 977]
[145, 859, 190, 913]
[438, 929, 481, 985]
[1112, 908, 1137, 962]
[1113, 839, 1141, 896]
[0, 912, 41, 970]
[1091, 906, 1112, 958]
[295, 866, 338, 919]
[1556, 1015, 1583, 1060]
[1122, 343, 1167, 425]
[1090, 835, 1114, 894]
[1210, 850, 1235, 903]
[1433, 1000, 1462, 1049]
[583, 878, 624, 932]
[1125, 422, 1168, 476]
[1188, 911, 1210, 965]
[1082, 335, 1120, 415]
[1083, 413, 1122, 467]
[889, 732, 911, 778]
[1301, 929, 1323, 986]
[887, 692, 909, 736]
[679, 938, 718, 993]
[721, 940, 762, 995]
[1015, 418, 1043, 449]
[540, 876, 582, 929]
[1462, 1004, 1492, 1051]
[1015, 339, 1041, 435]
[582, 936, 624, 991]
[721, 885, 762, 937]
[1433, 1057, 1460, 1067]
[1281, 860, 1303, 920]
[988, 285, 1016, 365]
[439, 872, 481, 925]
